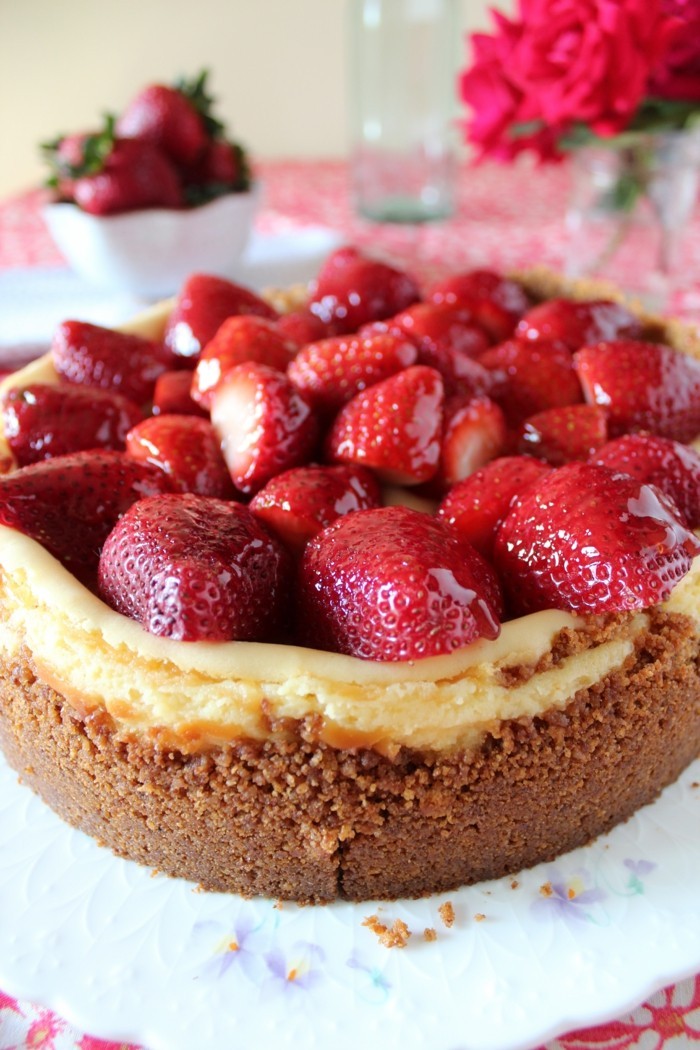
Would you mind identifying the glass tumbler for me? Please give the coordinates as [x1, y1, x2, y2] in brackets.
[348, 0, 461, 223]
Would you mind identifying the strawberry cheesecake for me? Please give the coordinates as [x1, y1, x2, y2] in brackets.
[0, 248, 699, 902]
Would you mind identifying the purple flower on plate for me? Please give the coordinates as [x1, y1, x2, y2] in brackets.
[196, 913, 265, 980]
[347, 951, 392, 1004]
[531, 868, 607, 925]
[261, 941, 325, 996]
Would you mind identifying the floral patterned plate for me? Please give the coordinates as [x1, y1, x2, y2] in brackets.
[0, 748, 699, 1050]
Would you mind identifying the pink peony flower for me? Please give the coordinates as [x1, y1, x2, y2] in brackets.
[648, 0, 700, 102]
[461, 0, 680, 160]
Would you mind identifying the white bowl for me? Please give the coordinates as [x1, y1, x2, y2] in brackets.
[42, 187, 260, 299]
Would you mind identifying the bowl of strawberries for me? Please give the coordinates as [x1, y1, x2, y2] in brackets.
[41, 71, 258, 299]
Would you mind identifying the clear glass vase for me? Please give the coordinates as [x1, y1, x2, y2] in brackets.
[564, 129, 700, 310]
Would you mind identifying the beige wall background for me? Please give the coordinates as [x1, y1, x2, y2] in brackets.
[0, 0, 497, 199]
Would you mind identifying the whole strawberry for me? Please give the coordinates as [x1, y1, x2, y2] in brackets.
[1, 382, 143, 466]
[249, 463, 381, 553]
[51, 320, 168, 404]
[125, 415, 236, 499]
[0, 450, 173, 586]
[426, 269, 532, 341]
[164, 273, 279, 363]
[493, 461, 700, 616]
[516, 298, 643, 350]
[306, 246, 420, 334]
[326, 364, 444, 486]
[591, 432, 700, 527]
[574, 339, 700, 443]
[299, 505, 502, 661]
[116, 70, 217, 167]
[98, 493, 291, 642]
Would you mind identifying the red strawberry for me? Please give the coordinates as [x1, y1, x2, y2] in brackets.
[381, 301, 490, 360]
[126, 415, 235, 499]
[0, 450, 173, 586]
[2, 382, 143, 466]
[306, 246, 420, 334]
[191, 315, 297, 409]
[98, 493, 291, 642]
[426, 269, 531, 342]
[479, 338, 583, 426]
[211, 362, 320, 495]
[437, 395, 508, 491]
[275, 309, 334, 348]
[183, 138, 251, 203]
[326, 365, 444, 486]
[152, 370, 208, 417]
[116, 72, 213, 167]
[515, 298, 643, 350]
[163, 273, 279, 363]
[249, 463, 381, 553]
[591, 432, 700, 527]
[437, 455, 551, 557]
[72, 138, 183, 215]
[41, 121, 116, 201]
[287, 332, 417, 415]
[517, 403, 609, 465]
[493, 461, 700, 616]
[574, 339, 700, 443]
[51, 320, 168, 405]
[299, 505, 502, 660]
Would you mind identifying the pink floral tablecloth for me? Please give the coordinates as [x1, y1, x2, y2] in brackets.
[0, 158, 699, 1050]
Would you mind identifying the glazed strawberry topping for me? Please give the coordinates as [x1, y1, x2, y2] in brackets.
[287, 332, 418, 415]
[51, 320, 168, 405]
[4, 247, 700, 658]
[326, 365, 444, 485]
[0, 450, 173, 586]
[125, 414, 235, 499]
[163, 273, 279, 362]
[2, 382, 143, 466]
[249, 463, 381, 553]
[299, 505, 502, 661]
[574, 339, 700, 443]
[592, 433, 700, 528]
[98, 493, 291, 642]
[494, 461, 700, 616]
[307, 246, 420, 333]
[437, 455, 551, 558]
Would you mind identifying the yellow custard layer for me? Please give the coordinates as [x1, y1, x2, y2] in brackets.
[1, 526, 697, 754]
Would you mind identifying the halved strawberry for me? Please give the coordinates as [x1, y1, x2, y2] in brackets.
[479, 338, 583, 426]
[287, 332, 417, 415]
[152, 370, 208, 417]
[191, 315, 297, 409]
[437, 454, 551, 557]
[426, 269, 531, 341]
[98, 493, 291, 642]
[2, 382, 143, 466]
[51, 320, 168, 405]
[493, 461, 700, 615]
[210, 362, 320, 495]
[574, 339, 700, 443]
[306, 246, 420, 334]
[591, 432, 700, 527]
[515, 298, 643, 350]
[164, 273, 279, 363]
[325, 365, 444, 485]
[298, 505, 502, 660]
[0, 450, 173, 586]
[437, 395, 508, 491]
[126, 415, 235, 499]
[249, 463, 381, 553]
[517, 403, 609, 465]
